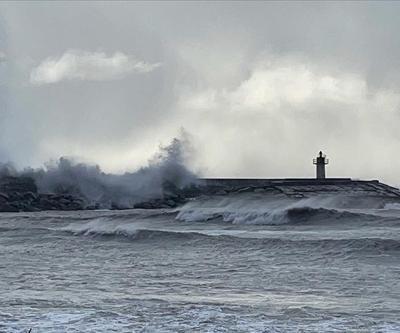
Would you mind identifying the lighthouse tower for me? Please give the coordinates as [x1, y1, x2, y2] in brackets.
[313, 151, 329, 179]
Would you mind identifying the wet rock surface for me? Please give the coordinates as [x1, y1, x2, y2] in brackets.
[133, 181, 193, 209]
[0, 176, 85, 212]
[0, 176, 194, 211]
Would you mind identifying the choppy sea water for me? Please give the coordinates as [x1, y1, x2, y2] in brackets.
[1, 193, 400, 332]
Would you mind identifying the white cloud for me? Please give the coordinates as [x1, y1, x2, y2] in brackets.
[30, 50, 161, 85]
[175, 57, 400, 182]
[227, 65, 367, 110]
[181, 61, 369, 112]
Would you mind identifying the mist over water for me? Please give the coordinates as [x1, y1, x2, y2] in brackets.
[0, 135, 197, 208]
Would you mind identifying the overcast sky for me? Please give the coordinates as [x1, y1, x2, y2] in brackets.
[1, 1, 400, 183]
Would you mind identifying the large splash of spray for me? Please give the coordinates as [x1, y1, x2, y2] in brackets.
[0, 133, 198, 209]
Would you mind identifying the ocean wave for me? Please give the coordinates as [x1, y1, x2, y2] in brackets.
[60, 221, 400, 253]
[176, 205, 377, 225]
[383, 202, 400, 210]
[55, 193, 400, 228]
[174, 194, 399, 225]
[61, 222, 200, 241]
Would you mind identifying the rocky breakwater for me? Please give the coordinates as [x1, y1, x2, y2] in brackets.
[2, 175, 400, 212]
[0, 176, 197, 212]
[0, 176, 85, 212]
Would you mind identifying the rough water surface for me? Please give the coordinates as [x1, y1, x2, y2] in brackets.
[1, 193, 400, 332]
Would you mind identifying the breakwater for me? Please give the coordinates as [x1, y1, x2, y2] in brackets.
[0, 175, 399, 212]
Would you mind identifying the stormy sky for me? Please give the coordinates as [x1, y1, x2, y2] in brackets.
[1, 1, 400, 183]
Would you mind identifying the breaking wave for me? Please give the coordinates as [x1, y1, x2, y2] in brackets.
[0, 133, 197, 209]
[175, 194, 391, 225]
[62, 224, 200, 241]
[176, 206, 372, 225]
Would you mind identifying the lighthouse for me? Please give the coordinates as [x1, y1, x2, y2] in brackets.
[313, 151, 329, 179]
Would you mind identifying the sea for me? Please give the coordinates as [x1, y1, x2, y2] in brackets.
[1, 192, 399, 332]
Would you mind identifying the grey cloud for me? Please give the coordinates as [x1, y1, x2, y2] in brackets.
[1, 2, 400, 184]
[30, 50, 161, 85]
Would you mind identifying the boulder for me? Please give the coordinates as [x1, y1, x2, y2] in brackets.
[0, 176, 37, 194]
[0, 203, 19, 212]
[0, 192, 9, 201]
[22, 191, 37, 201]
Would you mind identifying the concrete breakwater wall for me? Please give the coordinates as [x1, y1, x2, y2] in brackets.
[135, 178, 400, 208]
[198, 178, 400, 199]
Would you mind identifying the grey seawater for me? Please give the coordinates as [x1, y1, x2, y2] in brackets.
[1, 193, 400, 332]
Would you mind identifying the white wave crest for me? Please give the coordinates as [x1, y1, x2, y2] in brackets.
[60, 218, 141, 237]
[383, 202, 400, 210]
[175, 194, 388, 225]
[176, 195, 313, 225]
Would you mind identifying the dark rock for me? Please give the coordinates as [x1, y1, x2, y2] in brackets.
[0, 203, 19, 212]
[22, 191, 37, 201]
[86, 203, 100, 210]
[0, 176, 37, 194]
[165, 199, 177, 207]
[111, 202, 122, 210]
[133, 202, 153, 209]
[24, 205, 40, 212]
[59, 198, 72, 205]
[0, 175, 87, 212]
[9, 191, 23, 200]
[69, 200, 85, 210]
[38, 198, 54, 209]
[236, 187, 253, 193]
[216, 190, 228, 195]
[0, 192, 9, 201]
